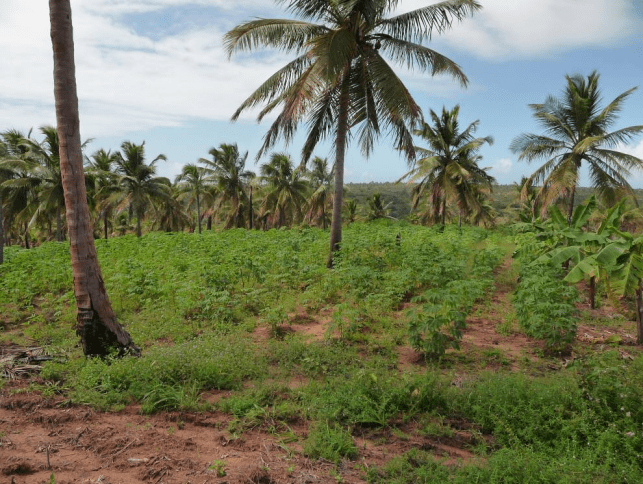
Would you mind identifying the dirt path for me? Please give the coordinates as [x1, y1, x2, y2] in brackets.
[1, 388, 343, 484]
[461, 255, 538, 369]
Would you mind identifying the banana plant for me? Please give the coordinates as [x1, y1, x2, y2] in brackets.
[595, 230, 643, 343]
[538, 200, 625, 309]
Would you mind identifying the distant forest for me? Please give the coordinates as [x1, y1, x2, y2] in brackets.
[345, 182, 643, 223]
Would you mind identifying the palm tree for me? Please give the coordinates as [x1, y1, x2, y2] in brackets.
[399, 105, 494, 227]
[0, 130, 31, 260]
[86, 148, 119, 239]
[367, 193, 393, 220]
[199, 143, 255, 229]
[152, 183, 193, 233]
[305, 156, 333, 228]
[49, 0, 138, 356]
[0, 130, 43, 247]
[175, 163, 209, 234]
[19, 126, 67, 241]
[113, 141, 171, 237]
[510, 71, 643, 225]
[259, 152, 309, 228]
[225, 0, 481, 266]
[344, 199, 358, 224]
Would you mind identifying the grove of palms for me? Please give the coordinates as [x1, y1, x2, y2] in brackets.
[225, 0, 482, 266]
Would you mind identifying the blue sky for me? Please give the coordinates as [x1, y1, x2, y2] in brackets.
[2, 0, 643, 186]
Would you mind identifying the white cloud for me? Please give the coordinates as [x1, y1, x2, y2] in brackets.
[623, 139, 643, 160]
[0, 0, 290, 138]
[398, 0, 642, 60]
[1, 0, 641, 147]
[490, 158, 513, 177]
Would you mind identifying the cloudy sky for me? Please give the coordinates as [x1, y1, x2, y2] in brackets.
[2, 0, 643, 185]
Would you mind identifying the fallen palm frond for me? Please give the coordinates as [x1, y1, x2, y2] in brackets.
[1, 346, 52, 379]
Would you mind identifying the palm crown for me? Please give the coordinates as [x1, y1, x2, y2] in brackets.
[510, 71, 643, 223]
[400, 105, 494, 226]
[226, 0, 480, 265]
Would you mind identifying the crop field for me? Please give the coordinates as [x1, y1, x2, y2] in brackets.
[1, 222, 643, 483]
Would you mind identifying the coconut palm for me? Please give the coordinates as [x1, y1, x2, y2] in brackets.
[113, 141, 171, 237]
[305, 156, 333, 228]
[399, 105, 494, 227]
[152, 184, 193, 233]
[175, 163, 209, 234]
[8, 127, 69, 242]
[49, 0, 138, 356]
[225, 0, 481, 266]
[199, 143, 255, 229]
[0, 130, 35, 249]
[260, 152, 309, 228]
[510, 71, 643, 225]
[344, 199, 358, 224]
[0, 130, 31, 260]
[86, 148, 119, 239]
[367, 192, 393, 220]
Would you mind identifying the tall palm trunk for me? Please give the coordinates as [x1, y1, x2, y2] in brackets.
[50, 0, 138, 356]
[24, 222, 30, 249]
[327, 73, 350, 269]
[103, 211, 109, 239]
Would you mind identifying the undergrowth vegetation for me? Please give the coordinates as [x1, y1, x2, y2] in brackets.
[2, 221, 643, 483]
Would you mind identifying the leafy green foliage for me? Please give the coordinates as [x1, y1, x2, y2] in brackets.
[513, 262, 578, 350]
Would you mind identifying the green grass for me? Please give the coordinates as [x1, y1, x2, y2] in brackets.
[2, 222, 643, 482]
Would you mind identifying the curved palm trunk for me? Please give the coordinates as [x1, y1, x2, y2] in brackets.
[50, 0, 138, 356]
[327, 73, 350, 269]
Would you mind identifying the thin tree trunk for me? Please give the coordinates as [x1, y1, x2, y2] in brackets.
[322, 205, 326, 230]
[50, 0, 138, 356]
[458, 209, 462, 228]
[567, 185, 576, 226]
[207, 215, 212, 231]
[196, 191, 201, 234]
[637, 278, 643, 345]
[103, 211, 108, 239]
[24, 223, 30, 249]
[327, 71, 350, 269]
[56, 204, 62, 242]
[441, 198, 447, 229]
[589, 276, 596, 310]
[248, 185, 253, 230]
[136, 211, 142, 237]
